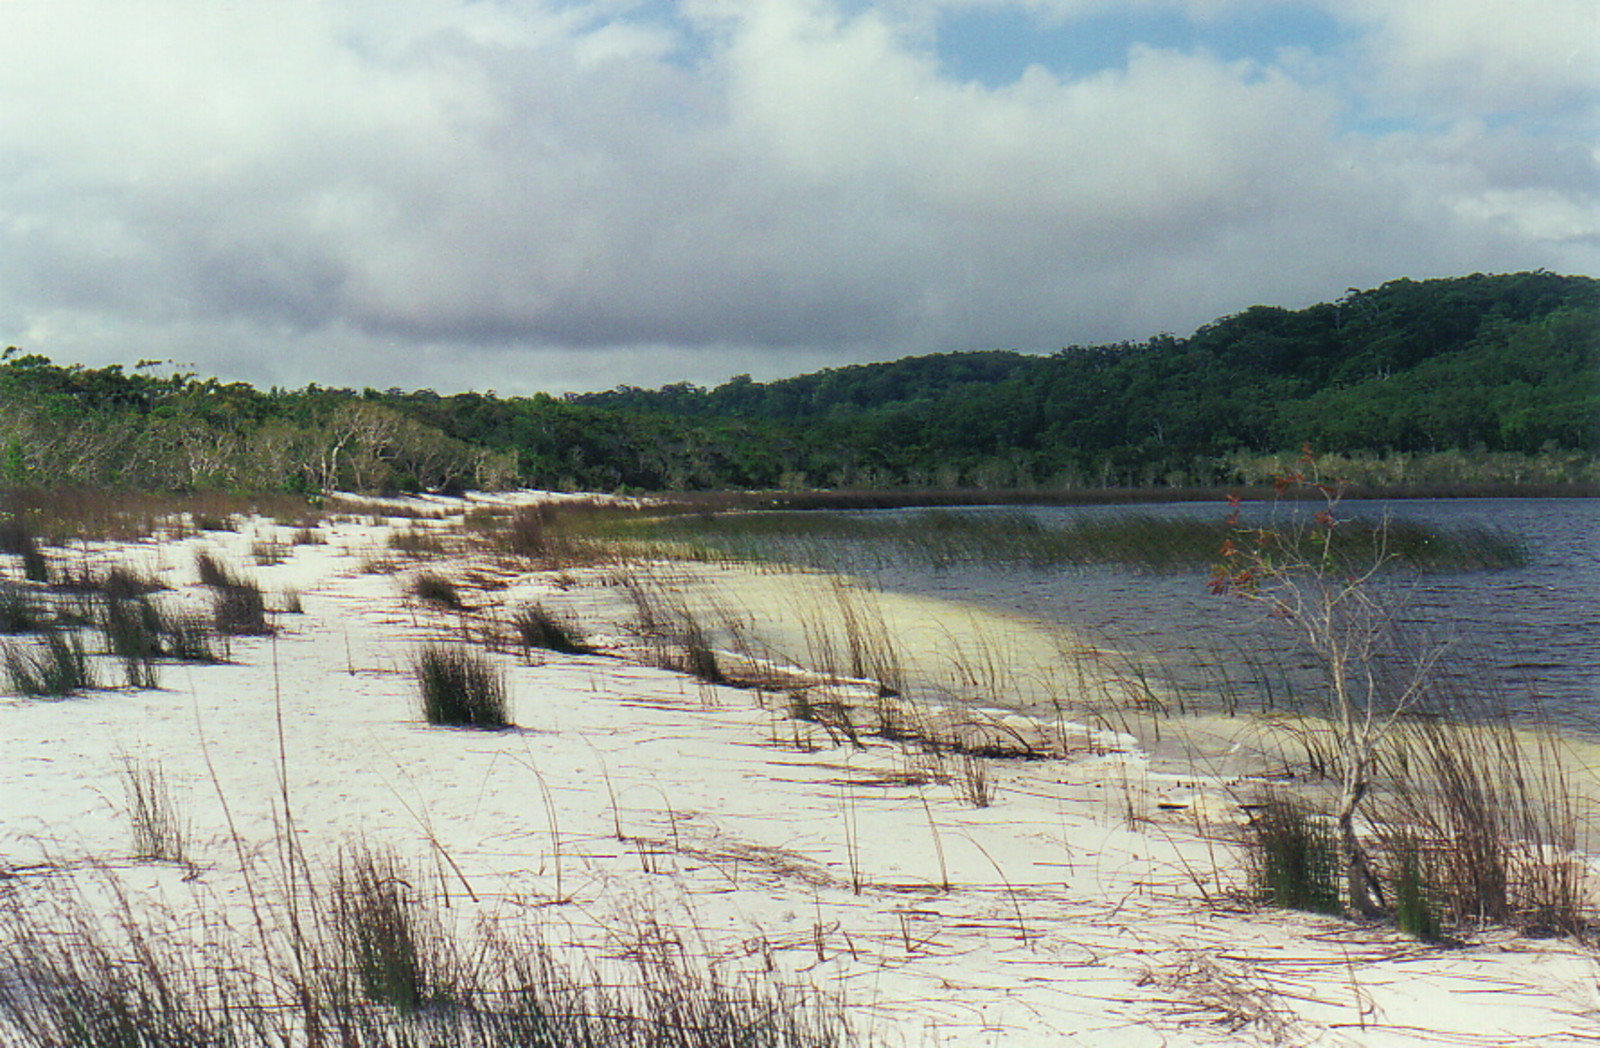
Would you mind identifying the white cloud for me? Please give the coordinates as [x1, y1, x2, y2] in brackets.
[1334, 0, 1600, 114]
[0, 0, 1592, 393]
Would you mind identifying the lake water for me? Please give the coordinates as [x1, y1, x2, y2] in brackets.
[849, 498, 1600, 732]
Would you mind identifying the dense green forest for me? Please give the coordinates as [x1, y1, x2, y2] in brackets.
[2, 272, 1595, 493]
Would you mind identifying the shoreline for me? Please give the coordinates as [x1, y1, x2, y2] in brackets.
[2, 499, 1597, 1044]
[659, 481, 1599, 513]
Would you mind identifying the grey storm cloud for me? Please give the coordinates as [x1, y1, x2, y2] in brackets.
[0, 0, 1594, 393]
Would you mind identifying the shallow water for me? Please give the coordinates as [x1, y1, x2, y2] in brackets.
[837, 498, 1600, 734]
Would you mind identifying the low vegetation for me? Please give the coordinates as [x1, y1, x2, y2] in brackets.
[0, 844, 853, 1048]
[409, 571, 464, 610]
[513, 603, 592, 656]
[603, 507, 1527, 574]
[2, 629, 96, 697]
[415, 645, 511, 729]
[121, 758, 189, 864]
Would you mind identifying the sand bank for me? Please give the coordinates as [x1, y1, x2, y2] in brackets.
[1, 505, 1596, 1045]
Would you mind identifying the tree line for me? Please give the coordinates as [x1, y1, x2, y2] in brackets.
[2, 271, 1594, 494]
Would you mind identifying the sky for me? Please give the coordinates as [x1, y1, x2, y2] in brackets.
[0, 0, 1594, 396]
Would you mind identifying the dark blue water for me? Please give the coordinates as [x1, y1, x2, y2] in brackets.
[849, 498, 1600, 730]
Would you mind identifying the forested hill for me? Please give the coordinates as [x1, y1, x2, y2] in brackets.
[2, 271, 1596, 494]
[576, 271, 1595, 436]
[559, 271, 1597, 487]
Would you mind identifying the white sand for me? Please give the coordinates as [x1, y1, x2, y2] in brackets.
[2, 501, 1597, 1045]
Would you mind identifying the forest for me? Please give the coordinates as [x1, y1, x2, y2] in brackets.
[1, 271, 1595, 494]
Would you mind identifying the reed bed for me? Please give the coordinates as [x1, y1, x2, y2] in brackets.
[2, 487, 322, 545]
[599, 508, 1527, 574]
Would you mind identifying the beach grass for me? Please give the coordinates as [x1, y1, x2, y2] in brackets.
[415, 644, 510, 729]
[2, 629, 96, 697]
[513, 603, 592, 656]
[408, 571, 463, 610]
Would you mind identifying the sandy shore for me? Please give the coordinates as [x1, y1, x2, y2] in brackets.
[2, 498, 1597, 1045]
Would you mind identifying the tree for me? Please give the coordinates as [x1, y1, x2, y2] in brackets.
[1212, 458, 1445, 917]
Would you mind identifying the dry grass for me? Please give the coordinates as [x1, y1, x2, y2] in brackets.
[0, 847, 855, 1048]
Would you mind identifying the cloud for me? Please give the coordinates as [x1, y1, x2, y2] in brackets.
[1335, 0, 1600, 115]
[0, 0, 1592, 393]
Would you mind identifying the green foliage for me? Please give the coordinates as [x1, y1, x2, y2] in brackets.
[414, 645, 510, 729]
[332, 847, 438, 1012]
[1249, 799, 1342, 915]
[1, 272, 1593, 493]
[1390, 836, 1442, 942]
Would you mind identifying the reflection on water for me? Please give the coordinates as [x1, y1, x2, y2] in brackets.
[845, 498, 1600, 734]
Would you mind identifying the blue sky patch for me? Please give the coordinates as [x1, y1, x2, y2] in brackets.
[935, 4, 1350, 85]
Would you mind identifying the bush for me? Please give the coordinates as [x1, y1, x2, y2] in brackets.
[1248, 798, 1341, 915]
[415, 645, 510, 729]
[3, 630, 96, 697]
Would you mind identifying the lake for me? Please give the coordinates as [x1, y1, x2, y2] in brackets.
[850, 498, 1600, 733]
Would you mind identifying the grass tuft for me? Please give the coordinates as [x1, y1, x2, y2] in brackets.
[213, 581, 272, 636]
[513, 603, 592, 656]
[414, 645, 510, 729]
[3, 629, 96, 697]
[0, 582, 43, 634]
[408, 572, 463, 610]
[331, 845, 446, 1013]
[102, 597, 164, 688]
[121, 758, 189, 864]
[1247, 798, 1341, 915]
[387, 527, 446, 556]
[1389, 834, 1442, 942]
[168, 614, 226, 663]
